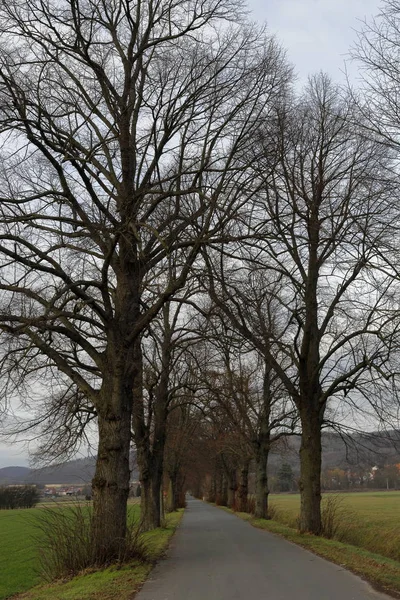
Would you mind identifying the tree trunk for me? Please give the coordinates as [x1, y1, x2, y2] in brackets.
[238, 460, 250, 513]
[136, 414, 165, 531]
[140, 478, 158, 530]
[90, 259, 140, 560]
[220, 474, 228, 506]
[140, 461, 163, 530]
[254, 441, 269, 519]
[91, 386, 132, 561]
[177, 475, 186, 507]
[209, 471, 217, 502]
[132, 340, 160, 531]
[215, 462, 224, 505]
[297, 200, 324, 534]
[169, 471, 186, 511]
[227, 469, 238, 509]
[169, 474, 178, 512]
[298, 407, 323, 534]
[132, 334, 169, 531]
[216, 469, 228, 506]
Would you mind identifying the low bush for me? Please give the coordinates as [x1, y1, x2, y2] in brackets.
[321, 494, 350, 540]
[0, 485, 40, 509]
[243, 496, 278, 520]
[34, 504, 149, 582]
[267, 502, 280, 521]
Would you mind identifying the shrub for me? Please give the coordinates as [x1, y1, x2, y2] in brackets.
[293, 495, 351, 538]
[267, 502, 280, 521]
[242, 496, 279, 520]
[321, 494, 347, 540]
[34, 503, 149, 581]
[0, 485, 40, 509]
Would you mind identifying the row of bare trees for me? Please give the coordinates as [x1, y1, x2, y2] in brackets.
[0, 0, 290, 558]
[1, 0, 400, 560]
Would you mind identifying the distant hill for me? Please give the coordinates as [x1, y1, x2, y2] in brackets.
[3, 430, 400, 484]
[269, 430, 400, 474]
[0, 466, 31, 484]
[0, 453, 138, 485]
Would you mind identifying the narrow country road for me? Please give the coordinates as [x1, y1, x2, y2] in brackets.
[136, 497, 390, 600]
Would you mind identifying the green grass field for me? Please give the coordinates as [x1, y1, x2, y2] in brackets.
[269, 491, 400, 561]
[0, 501, 176, 600]
[0, 508, 41, 599]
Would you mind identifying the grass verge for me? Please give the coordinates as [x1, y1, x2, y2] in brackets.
[220, 507, 400, 599]
[13, 510, 184, 600]
[268, 491, 400, 561]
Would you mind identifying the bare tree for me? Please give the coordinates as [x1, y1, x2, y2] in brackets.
[19, 385, 96, 465]
[192, 311, 296, 518]
[0, 0, 291, 557]
[164, 401, 199, 511]
[206, 74, 395, 533]
[133, 286, 200, 530]
[352, 0, 400, 151]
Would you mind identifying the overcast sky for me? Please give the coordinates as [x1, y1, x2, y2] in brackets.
[0, 0, 384, 469]
[0, 438, 31, 468]
[248, 0, 381, 86]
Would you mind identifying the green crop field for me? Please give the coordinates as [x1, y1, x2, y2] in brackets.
[269, 491, 400, 561]
[0, 502, 142, 600]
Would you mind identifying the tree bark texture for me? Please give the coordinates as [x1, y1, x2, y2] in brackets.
[216, 468, 228, 506]
[227, 469, 238, 510]
[238, 460, 250, 513]
[298, 407, 323, 534]
[254, 366, 272, 519]
[254, 441, 269, 519]
[133, 333, 170, 531]
[91, 368, 134, 561]
[208, 472, 217, 503]
[297, 204, 324, 535]
[169, 472, 186, 511]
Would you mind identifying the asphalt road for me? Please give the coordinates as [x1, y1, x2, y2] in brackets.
[136, 497, 390, 600]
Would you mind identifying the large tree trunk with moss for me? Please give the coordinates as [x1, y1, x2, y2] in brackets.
[298, 405, 323, 534]
[92, 406, 132, 561]
[140, 467, 163, 530]
[91, 336, 137, 561]
[297, 207, 325, 535]
[91, 262, 140, 561]
[254, 439, 270, 519]
[136, 427, 166, 531]
[238, 460, 250, 512]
